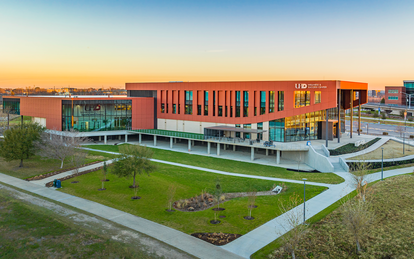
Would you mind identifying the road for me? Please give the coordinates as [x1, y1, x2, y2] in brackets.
[345, 121, 414, 138]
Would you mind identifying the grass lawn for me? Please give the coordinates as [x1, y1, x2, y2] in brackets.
[0, 188, 155, 258]
[263, 174, 414, 259]
[84, 144, 344, 184]
[7, 115, 32, 125]
[0, 150, 116, 180]
[59, 162, 327, 235]
[350, 140, 414, 160]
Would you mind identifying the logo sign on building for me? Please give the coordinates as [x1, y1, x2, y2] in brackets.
[295, 84, 308, 89]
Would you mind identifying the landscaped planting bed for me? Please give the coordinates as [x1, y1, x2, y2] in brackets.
[85, 145, 344, 184]
[330, 138, 381, 156]
[59, 162, 327, 236]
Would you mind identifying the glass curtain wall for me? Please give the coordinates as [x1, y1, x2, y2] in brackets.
[243, 91, 249, 117]
[260, 91, 266, 115]
[185, 91, 193, 114]
[3, 98, 20, 115]
[204, 91, 208, 115]
[235, 91, 241, 117]
[269, 108, 338, 142]
[278, 91, 284, 111]
[269, 91, 275, 113]
[62, 100, 132, 132]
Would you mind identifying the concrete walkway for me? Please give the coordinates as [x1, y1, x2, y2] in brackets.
[80, 147, 331, 188]
[0, 173, 243, 259]
[30, 160, 115, 186]
[222, 166, 413, 258]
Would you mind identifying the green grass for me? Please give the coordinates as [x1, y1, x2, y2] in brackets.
[7, 115, 31, 125]
[85, 144, 345, 184]
[0, 188, 155, 258]
[59, 162, 327, 235]
[0, 150, 116, 179]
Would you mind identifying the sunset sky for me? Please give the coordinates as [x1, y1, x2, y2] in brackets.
[1, 0, 413, 89]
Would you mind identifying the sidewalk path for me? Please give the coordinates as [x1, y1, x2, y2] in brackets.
[30, 160, 114, 186]
[80, 147, 332, 187]
[222, 166, 413, 258]
[0, 173, 243, 259]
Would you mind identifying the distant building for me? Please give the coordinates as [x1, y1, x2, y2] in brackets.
[384, 86, 405, 106]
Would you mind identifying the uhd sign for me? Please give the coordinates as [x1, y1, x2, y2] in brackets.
[295, 84, 307, 89]
[295, 83, 327, 89]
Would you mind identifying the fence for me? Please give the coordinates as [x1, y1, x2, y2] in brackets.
[132, 129, 204, 140]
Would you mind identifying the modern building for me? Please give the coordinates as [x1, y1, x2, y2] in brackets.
[384, 86, 406, 106]
[126, 80, 368, 142]
[3, 80, 367, 172]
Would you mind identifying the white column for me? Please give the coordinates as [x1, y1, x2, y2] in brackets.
[251, 147, 254, 161]
[125, 134, 128, 143]
[217, 143, 220, 156]
[154, 135, 157, 146]
[119, 135, 121, 140]
[170, 137, 173, 149]
[224, 144, 227, 151]
[99, 136, 101, 141]
[139, 133, 142, 144]
[192, 140, 195, 147]
[266, 149, 269, 156]
[276, 150, 280, 164]
[174, 138, 177, 144]
[233, 145, 236, 151]
[207, 142, 211, 154]
[188, 140, 191, 151]
[104, 135, 107, 144]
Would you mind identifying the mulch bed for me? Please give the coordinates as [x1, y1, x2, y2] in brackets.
[244, 216, 255, 220]
[45, 166, 103, 187]
[26, 161, 102, 181]
[191, 232, 242, 246]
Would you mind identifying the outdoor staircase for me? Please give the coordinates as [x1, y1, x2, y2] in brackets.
[312, 145, 349, 173]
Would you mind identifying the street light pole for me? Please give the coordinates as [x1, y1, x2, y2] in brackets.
[303, 178, 307, 224]
[381, 147, 384, 181]
[404, 111, 407, 155]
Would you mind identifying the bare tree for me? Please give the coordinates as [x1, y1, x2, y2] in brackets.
[166, 184, 176, 212]
[277, 192, 309, 259]
[350, 161, 371, 202]
[37, 130, 89, 169]
[342, 199, 375, 254]
[246, 189, 257, 220]
[396, 124, 404, 137]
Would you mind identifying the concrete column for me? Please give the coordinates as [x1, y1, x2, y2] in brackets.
[350, 89, 353, 138]
[154, 135, 157, 146]
[251, 147, 254, 161]
[207, 142, 211, 154]
[224, 144, 227, 151]
[170, 137, 173, 149]
[119, 135, 121, 140]
[192, 140, 195, 147]
[99, 136, 101, 141]
[139, 133, 142, 144]
[358, 94, 361, 136]
[266, 149, 269, 156]
[276, 150, 280, 164]
[125, 134, 128, 143]
[217, 143, 220, 156]
[188, 140, 191, 151]
[174, 138, 177, 144]
[233, 145, 236, 151]
[104, 135, 107, 144]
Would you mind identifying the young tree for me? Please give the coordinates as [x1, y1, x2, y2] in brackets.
[277, 192, 309, 259]
[166, 184, 176, 212]
[0, 123, 44, 167]
[102, 161, 108, 181]
[246, 190, 257, 220]
[214, 177, 223, 210]
[112, 144, 157, 191]
[350, 161, 371, 202]
[37, 130, 89, 169]
[342, 199, 375, 254]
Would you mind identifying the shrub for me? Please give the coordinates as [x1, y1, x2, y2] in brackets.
[330, 138, 381, 156]
[383, 132, 389, 135]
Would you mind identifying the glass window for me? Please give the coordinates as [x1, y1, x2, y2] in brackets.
[294, 91, 311, 108]
[235, 91, 241, 117]
[197, 105, 201, 115]
[278, 91, 284, 111]
[161, 103, 165, 113]
[173, 104, 176, 114]
[315, 91, 321, 104]
[218, 106, 223, 116]
[260, 91, 266, 115]
[243, 91, 249, 117]
[269, 91, 275, 113]
[388, 96, 398, 100]
[204, 91, 208, 115]
[3, 98, 20, 115]
[257, 122, 263, 130]
[388, 89, 398, 93]
[185, 91, 193, 115]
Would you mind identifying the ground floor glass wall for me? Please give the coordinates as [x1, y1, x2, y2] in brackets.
[62, 100, 132, 132]
[268, 108, 338, 142]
